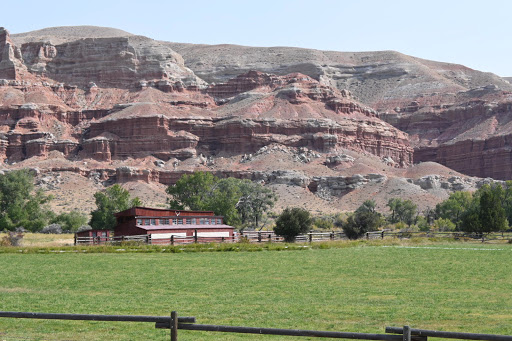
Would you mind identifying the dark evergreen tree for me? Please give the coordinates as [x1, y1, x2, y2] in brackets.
[274, 207, 312, 242]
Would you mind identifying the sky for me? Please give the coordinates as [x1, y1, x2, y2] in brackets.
[2, 0, 511, 76]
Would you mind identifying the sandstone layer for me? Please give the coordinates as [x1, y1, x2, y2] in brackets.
[2, 25, 512, 215]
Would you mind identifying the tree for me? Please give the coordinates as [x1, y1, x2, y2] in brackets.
[387, 198, 417, 226]
[435, 191, 472, 230]
[207, 177, 243, 226]
[0, 169, 53, 231]
[342, 200, 383, 239]
[90, 184, 142, 230]
[274, 207, 312, 242]
[166, 173, 276, 229]
[476, 184, 507, 233]
[460, 183, 508, 234]
[166, 172, 217, 210]
[52, 211, 89, 232]
[236, 180, 277, 230]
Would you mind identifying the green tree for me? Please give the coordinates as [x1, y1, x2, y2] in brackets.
[52, 211, 89, 232]
[432, 218, 456, 232]
[435, 191, 472, 230]
[274, 207, 312, 242]
[166, 172, 217, 210]
[166, 173, 276, 229]
[477, 184, 507, 233]
[342, 200, 383, 239]
[312, 216, 334, 230]
[387, 198, 417, 226]
[207, 177, 243, 226]
[90, 184, 142, 230]
[460, 183, 508, 234]
[236, 180, 277, 230]
[0, 169, 53, 231]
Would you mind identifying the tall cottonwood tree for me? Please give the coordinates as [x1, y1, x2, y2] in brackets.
[90, 184, 142, 230]
[166, 172, 276, 228]
[0, 169, 53, 231]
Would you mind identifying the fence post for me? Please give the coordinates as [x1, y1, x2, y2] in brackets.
[268, 234, 272, 243]
[170, 311, 178, 341]
[194, 229, 198, 243]
[258, 232, 262, 243]
[171, 235, 174, 246]
[330, 231, 334, 240]
[381, 231, 384, 239]
[366, 232, 369, 240]
[74, 234, 77, 246]
[403, 325, 411, 341]
[309, 233, 312, 243]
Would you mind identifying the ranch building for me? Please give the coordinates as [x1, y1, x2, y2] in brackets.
[74, 229, 111, 245]
[114, 207, 235, 243]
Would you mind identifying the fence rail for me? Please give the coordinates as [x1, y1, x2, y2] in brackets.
[386, 326, 512, 341]
[3, 310, 511, 341]
[74, 230, 512, 245]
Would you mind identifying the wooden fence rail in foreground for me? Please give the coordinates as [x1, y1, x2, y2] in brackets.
[2, 311, 512, 341]
[386, 326, 512, 341]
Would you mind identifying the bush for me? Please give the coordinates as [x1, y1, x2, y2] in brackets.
[313, 216, 334, 230]
[41, 224, 63, 234]
[342, 200, 383, 239]
[0, 231, 24, 246]
[52, 211, 88, 232]
[432, 218, 456, 232]
[274, 207, 312, 242]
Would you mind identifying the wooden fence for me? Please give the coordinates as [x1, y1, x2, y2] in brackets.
[2, 311, 512, 341]
[75, 230, 512, 245]
[74, 231, 348, 245]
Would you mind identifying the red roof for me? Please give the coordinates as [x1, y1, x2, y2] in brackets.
[115, 206, 216, 217]
[136, 224, 233, 231]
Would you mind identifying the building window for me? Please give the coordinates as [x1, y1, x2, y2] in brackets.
[217, 219, 221, 225]
[199, 218, 205, 225]
[144, 219, 150, 225]
[137, 219, 142, 225]
[150, 219, 156, 225]
[160, 219, 169, 225]
[178, 219, 183, 225]
[191, 218, 196, 225]
[173, 218, 177, 225]
[186, 218, 191, 225]
[205, 218, 210, 225]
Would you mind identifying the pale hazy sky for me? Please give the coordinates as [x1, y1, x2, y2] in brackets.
[2, 0, 511, 76]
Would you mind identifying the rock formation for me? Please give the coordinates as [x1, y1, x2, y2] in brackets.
[1, 25, 512, 214]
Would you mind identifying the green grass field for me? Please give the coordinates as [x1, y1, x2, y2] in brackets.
[1, 243, 511, 340]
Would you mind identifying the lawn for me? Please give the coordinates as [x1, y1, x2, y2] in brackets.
[0, 243, 511, 340]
